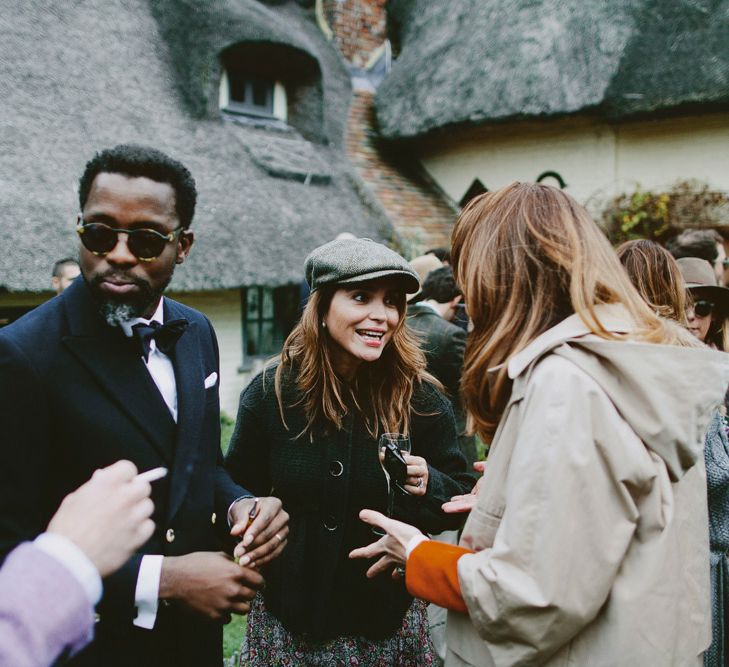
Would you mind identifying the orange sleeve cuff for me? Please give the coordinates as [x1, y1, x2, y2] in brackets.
[405, 540, 473, 614]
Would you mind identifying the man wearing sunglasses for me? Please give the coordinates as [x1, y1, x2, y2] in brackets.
[0, 144, 288, 667]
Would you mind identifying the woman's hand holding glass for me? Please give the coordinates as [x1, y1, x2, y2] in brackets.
[403, 454, 429, 496]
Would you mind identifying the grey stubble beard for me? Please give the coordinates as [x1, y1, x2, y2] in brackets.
[99, 302, 141, 328]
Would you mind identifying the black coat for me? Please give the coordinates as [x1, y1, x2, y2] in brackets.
[225, 366, 476, 640]
[407, 303, 477, 464]
[0, 278, 247, 667]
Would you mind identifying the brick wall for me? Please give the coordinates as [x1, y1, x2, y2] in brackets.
[346, 90, 457, 254]
[323, 0, 387, 69]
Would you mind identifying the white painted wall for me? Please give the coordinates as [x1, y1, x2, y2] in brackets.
[418, 111, 729, 213]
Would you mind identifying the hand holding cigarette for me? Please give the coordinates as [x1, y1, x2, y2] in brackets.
[47, 460, 157, 577]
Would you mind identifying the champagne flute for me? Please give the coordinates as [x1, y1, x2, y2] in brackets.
[378, 433, 412, 519]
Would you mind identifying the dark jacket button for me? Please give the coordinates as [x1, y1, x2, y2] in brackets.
[323, 515, 338, 531]
[329, 460, 344, 477]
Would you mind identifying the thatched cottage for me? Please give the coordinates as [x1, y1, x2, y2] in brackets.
[0, 0, 403, 415]
[375, 0, 729, 212]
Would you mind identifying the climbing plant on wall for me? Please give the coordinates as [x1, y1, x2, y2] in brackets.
[604, 181, 729, 245]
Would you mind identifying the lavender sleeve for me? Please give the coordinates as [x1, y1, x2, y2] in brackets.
[0, 542, 95, 667]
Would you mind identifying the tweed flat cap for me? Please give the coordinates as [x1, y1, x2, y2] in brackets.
[305, 238, 420, 293]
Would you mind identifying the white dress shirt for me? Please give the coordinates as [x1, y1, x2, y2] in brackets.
[120, 298, 176, 629]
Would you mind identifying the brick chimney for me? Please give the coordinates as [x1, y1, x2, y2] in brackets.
[322, 0, 388, 70]
[318, 0, 457, 253]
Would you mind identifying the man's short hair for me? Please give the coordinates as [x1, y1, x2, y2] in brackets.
[426, 247, 450, 263]
[667, 229, 723, 263]
[52, 257, 79, 278]
[421, 265, 461, 303]
[78, 144, 197, 228]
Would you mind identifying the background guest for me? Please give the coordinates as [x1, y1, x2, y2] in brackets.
[407, 253, 443, 304]
[671, 256, 729, 666]
[669, 229, 728, 286]
[51, 257, 80, 295]
[617, 239, 687, 323]
[677, 257, 729, 349]
[407, 265, 476, 465]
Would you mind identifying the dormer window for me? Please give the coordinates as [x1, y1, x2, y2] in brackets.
[230, 77, 273, 117]
[219, 67, 287, 122]
[218, 42, 323, 141]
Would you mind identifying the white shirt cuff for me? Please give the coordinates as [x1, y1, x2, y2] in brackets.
[405, 534, 430, 559]
[133, 555, 163, 629]
[35, 532, 103, 606]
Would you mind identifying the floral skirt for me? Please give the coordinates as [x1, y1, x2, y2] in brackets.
[237, 594, 435, 667]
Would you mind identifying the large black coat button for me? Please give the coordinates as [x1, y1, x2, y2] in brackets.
[329, 460, 344, 477]
[324, 515, 338, 531]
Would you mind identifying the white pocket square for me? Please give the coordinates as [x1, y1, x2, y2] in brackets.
[204, 372, 218, 389]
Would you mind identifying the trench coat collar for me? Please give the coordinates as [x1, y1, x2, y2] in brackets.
[504, 304, 634, 380]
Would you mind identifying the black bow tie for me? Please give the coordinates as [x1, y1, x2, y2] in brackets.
[132, 319, 189, 362]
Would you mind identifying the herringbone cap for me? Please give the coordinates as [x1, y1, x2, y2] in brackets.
[305, 238, 420, 293]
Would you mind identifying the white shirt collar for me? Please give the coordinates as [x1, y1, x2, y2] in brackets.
[119, 298, 165, 339]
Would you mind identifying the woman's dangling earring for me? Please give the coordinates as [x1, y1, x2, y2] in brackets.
[322, 320, 327, 329]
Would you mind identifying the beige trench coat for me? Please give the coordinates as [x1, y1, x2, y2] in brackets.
[445, 306, 729, 666]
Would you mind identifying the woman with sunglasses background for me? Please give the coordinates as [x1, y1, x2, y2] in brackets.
[672, 256, 729, 666]
[677, 257, 729, 350]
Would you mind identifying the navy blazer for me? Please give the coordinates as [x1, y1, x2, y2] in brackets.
[0, 277, 247, 666]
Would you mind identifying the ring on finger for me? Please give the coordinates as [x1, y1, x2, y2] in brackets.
[274, 533, 283, 545]
[395, 566, 406, 577]
[416, 478, 423, 488]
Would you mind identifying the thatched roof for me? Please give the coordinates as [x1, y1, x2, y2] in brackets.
[0, 0, 395, 292]
[376, 0, 729, 139]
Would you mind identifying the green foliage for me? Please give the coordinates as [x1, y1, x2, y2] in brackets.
[223, 613, 247, 664]
[220, 412, 236, 455]
[605, 180, 729, 245]
[220, 412, 245, 663]
[605, 188, 671, 244]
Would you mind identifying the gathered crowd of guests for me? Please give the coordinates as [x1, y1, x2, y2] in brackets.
[2, 143, 729, 667]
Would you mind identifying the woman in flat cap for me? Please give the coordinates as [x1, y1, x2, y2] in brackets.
[226, 237, 474, 665]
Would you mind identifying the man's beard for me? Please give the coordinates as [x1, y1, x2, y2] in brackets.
[99, 302, 142, 327]
[85, 271, 170, 327]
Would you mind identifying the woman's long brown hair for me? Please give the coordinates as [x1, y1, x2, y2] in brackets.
[451, 182, 687, 442]
[274, 283, 433, 438]
[617, 239, 687, 324]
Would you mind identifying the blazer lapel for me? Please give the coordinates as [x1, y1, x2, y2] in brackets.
[165, 301, 204, 522]
[60, 279, 176, 463]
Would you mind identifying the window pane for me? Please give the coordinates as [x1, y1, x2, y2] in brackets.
[246, 322, 259, 356]
[252, 80, 269, 108]
[260, 321, 275, 354]
[247, 288, 260, 319]
[229, 77, 247, 103]
[262, 288, 274, 319]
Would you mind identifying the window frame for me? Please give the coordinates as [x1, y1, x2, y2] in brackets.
[239, 285, 299, 371]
